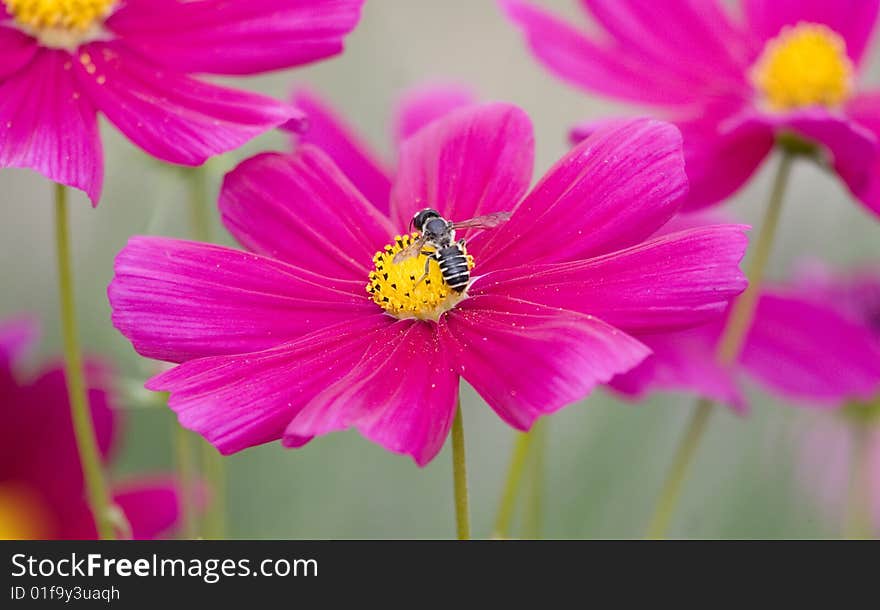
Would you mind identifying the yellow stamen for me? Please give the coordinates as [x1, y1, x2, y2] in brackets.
[751, 22, 854, 111]
[0, 484, 54, 540]
[366, 233, 474, 321]
[4, 0, 116, 49]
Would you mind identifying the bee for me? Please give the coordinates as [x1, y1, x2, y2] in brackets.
[393, 208, 512, 292]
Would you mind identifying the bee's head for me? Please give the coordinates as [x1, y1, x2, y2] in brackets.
[411, 208, 442, 232]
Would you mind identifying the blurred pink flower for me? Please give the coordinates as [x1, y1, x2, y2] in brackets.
[610, 246, 880, 412]
[290, 83, 477, 211]
[794, 409, 880, 534]
[789, 267, 880, 532]
[502, 0, 880, 218]
[0, 0, 364, 204]
[0, 317, 182, 540]
[108, 105, 749, 466]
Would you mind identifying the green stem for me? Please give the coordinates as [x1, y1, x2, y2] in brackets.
[451, 400, 470, 540]
[492, 430, 536, 539]
[716, 152, 794, 366]
[522, 419, 546, 539]
[54, 184, 115, 540]
[201, 442, 227, 539]
[186, 163, 212, 243]
[844, 426, 873, 540]
[645, 399, 713, 539]
[174, 425, 198, 539]
[645, 151, 794, 539]
[184, 164, 227, 539]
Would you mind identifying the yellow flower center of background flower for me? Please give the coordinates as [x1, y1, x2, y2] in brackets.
[4, 0, 115, 48]
[366, 233, 474, 321]
[751, 22, 854, 110]
[0, 484, 54, 540]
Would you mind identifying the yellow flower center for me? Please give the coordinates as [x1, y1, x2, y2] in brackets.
[0, 484, 54, 540]
[366, 233, 474, 321]
[4, 0, 116, 49]
[751, 22, 854, 111]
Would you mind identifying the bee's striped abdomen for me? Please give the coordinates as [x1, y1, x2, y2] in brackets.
[436, 245, 470, 293]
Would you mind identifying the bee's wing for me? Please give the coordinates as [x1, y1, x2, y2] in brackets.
[392, 233, 429, 264]
[450, 211, 512, 231]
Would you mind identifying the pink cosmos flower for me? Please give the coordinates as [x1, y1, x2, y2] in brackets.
[610, 247, 880, 412]
[0, 0, 364, 204]
[0, 317, 182, 539]
[787, 265, 880, 533]
[108, 104, 749, 466]
[502, 0, 880, 217]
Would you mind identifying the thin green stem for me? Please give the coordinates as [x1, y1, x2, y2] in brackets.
[522, 419, 546, 540]
[451, 400, 470, 540]
[844, 426, 873, 540]
[201, 443, 227, 539]
[186, 163, 212, 243]
[646, 151, 794, 539]
[492, 431, 536, 539]
[646, 399, 713, 539]
[174, 425, 198, 539]
[717, 152, 794, 366]
[54, 184, 115, 540]
[184, 164, 226, 539]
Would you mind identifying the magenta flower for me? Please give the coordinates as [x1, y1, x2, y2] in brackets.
[610, 245, 880, 412]
[0, 317, 182, 539]
[786, 266, 880, 533]
[108, 104, 749, 466]
[502, 0, 880, 217]
[0, 0, 364, 204]
[291, 82, 477, 212]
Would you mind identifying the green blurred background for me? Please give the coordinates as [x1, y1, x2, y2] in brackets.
[2, 1, 878, 539]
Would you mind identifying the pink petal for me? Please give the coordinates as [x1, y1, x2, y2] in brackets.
[0, 25, 37, 79]
[743, 0, 880, 65]
[475, 224, 749, 334]
[112, 476, 182, 540]
[2, 364, 116, 508]
[392, 82, 477, 145]
[219, 147, 395, 280]
[845, 92, 880, 217]
[109, 236, 374, 364]
[290, 87, 392, 213]
[0, 49, 102, 203]
[72, 41, 297, 166]
[285, 320, 458, 466]
[475, 119, 688, 271]
[677, 114, 775, 211]
[440, 294, 649, 430]
[500, 0, 741, 106]
[389, 103, 534, 232]
[740, 292, 880, 405]
[147, 315, 394, 455]
[570, 113, 775, 212]
[0, 316, 38, 369]
[853, 161, 880, 218]
[789, 261, 880, 334]
[755, 109, 879, 209]
[608, 326, 746, 412]
[581, 0, 751, 88]
[108, 0, 364, 75]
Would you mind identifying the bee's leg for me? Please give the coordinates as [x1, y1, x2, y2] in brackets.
[414, 253, 433, 286]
